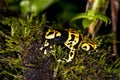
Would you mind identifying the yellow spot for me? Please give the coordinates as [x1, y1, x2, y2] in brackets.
[44, 49, 47, 54]
[56, 32, 61, 37]
[81, 43, 90, 51]
[88, 43, 97, 50]
[64, 29, 79, 50]
[45, 29, 61, 39]
[44, 40, 49, 47]
[40, 47, 43, 50]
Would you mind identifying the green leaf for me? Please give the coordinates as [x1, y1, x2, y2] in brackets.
[20, 0, 57, 16]
[82, 19, 93, 28]
[71, 13, 88, 22]
[87, 10, 95, 20]
[95, 13, 111, 26]
[20, 0, 30, 14]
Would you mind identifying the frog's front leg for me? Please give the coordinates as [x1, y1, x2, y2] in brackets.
[61, 49, 75, 63]
[40, 40, 50, 54]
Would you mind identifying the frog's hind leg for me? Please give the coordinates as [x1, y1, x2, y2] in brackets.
[60, 49, 75, 63]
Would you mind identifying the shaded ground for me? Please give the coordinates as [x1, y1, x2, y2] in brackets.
[22, 41, 55, 80]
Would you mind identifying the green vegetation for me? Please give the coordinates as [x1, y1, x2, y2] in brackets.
[0, 16, 46, 80]
[52, 46, 120, 80]
[0, 0, 120, 80]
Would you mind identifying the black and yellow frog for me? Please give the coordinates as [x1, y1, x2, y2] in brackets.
[40, 28, 97, 63]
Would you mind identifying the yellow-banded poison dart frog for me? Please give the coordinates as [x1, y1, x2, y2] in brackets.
[40, 28, 97, 63]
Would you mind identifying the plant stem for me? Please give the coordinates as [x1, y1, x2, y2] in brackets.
[86, 0, 109, 36]
[111, 0, 119, 57]
[86, 0, 100, 36]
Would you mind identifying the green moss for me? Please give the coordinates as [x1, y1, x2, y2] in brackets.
[51, 38, 120, 80]
[0, 15, 46, 80]
[0, 16, 120, 80]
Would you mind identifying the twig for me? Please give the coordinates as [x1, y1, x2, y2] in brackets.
[111, 0, 119, 57]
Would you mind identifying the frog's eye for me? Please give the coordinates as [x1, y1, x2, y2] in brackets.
[55, 36, 60, 40]
[81, 43, 90, 51]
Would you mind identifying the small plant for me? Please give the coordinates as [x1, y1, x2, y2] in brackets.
[71, 10, 110, 28]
